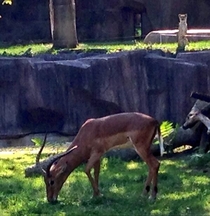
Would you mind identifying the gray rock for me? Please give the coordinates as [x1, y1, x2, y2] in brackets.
[0, 50, 209, 146]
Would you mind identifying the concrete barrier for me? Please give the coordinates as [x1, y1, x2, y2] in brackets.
[144, 29, 210, 44]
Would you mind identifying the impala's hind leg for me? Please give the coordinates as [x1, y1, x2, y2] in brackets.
[134, 146, 160, 200]
[149, 155, 160, 200]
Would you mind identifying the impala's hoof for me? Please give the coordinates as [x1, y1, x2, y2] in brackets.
[148, 195, 156, 203]
[48, 200, 59, 205]
[92, 192, 102, 198]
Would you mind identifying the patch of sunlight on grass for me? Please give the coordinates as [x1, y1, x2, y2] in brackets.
[109, 184, 125, 195]
[1, 40, 210, 57]
[150, 43, 178, 53]
[1, 169, 15, 177]
[100, 157, 108, 171]
[150, 209, 163, 216]
[164, 191, 198, 201]
[32, 177, 45, 188]
[0, 43, 52, 55]
[162, 159, 186, 169]
[113, 173, 124, 179]
[180, 175, 210, 190]
[162, 160, 177, 165]
[193, 176, 210, 185]
[77, 41, 146, 52]
[203, 197, 210, 210]
[126, 161, 139, 170]
[66, 175, 87, 184]
[166, 159, 183, 165]
[187, 41, 210, 51]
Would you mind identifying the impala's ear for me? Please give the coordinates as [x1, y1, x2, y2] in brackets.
[55, 162, 68, 178]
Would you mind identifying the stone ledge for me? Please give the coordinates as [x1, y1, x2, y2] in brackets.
[144, 29, 210, 44]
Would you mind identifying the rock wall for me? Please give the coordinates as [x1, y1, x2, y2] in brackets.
[0, 49, 209, 141]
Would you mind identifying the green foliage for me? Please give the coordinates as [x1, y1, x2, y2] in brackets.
[158, 121, 180, 153]
[154, 121, 176, 145]
[31, 137, 44, 147]
[160, 121, 174, 139]
[188, 152, 210, 168]
[1, 147, 210, 215]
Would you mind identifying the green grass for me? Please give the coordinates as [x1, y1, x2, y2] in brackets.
[0, 43, 53, 56]
[1, 40, 210, 56]
[1, 147, 210, 216]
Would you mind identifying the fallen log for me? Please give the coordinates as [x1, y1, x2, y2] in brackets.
[25, 154, 61, 177]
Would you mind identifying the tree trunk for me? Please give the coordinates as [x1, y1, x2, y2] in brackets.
[49, 0, 78, 48]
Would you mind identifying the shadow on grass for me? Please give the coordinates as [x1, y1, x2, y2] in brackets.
[1, 154, 210, 216]
[42, 156, 210, 215]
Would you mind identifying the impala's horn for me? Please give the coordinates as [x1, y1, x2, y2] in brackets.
[36, 133, 48, 176]
[45, 145, 78, 177]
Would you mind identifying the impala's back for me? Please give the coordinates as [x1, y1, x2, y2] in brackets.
[77, 112, 158, 152]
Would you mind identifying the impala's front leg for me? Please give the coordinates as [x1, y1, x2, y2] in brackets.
[93, 160, 101, 195]
[85, 152, 101, 197]
[142, 169, 153, 197]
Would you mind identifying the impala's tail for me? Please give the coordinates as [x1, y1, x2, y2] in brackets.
[157, 126, 164, 156]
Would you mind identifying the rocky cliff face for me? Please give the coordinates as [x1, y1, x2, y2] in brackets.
[0, 50, 209, 142]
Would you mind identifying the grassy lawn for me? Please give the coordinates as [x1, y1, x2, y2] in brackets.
[0, 40, 210, 56]
[1, 146, 210, 216]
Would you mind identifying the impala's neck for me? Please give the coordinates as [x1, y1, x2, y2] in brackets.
[64, 143, 89, 173]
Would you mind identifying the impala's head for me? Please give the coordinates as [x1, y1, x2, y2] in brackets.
[43, 159, 70, 203]
[182, 110, 200, 129]
[36, 133, 77, 203]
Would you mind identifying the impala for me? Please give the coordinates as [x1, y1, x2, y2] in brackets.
[36, 112, 164, 203]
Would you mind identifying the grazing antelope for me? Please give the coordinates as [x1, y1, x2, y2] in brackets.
[36, 112, 164, 203]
